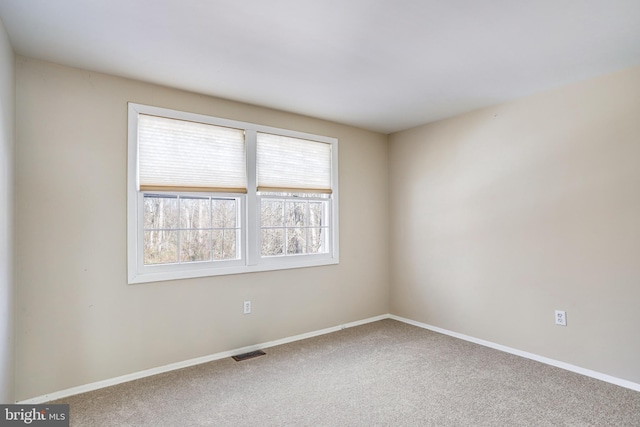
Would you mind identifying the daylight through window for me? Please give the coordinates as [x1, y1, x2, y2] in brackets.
[128, 103, 339, 283]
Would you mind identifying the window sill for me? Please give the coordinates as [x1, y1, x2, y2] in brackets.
[128, 256, 339, 284]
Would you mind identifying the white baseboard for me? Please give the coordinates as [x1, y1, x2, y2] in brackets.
[389, 314, 640, 392]
[17, 314, 389, 404]
[18, 312, 639, 403]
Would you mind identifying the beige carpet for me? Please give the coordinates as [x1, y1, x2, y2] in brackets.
[52, 319, 640, 426]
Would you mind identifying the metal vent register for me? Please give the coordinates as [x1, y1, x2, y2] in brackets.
[232, 350, 266, 362]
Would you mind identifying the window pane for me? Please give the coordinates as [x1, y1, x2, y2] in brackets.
[212, 230, 238, 260]
[286, 228, 307, 254]
[144, 195, 178, 229]
[144, 230, 178, 264]
[180, 230, 211, 262]
[308, 228, 327, 254]
[212, 199, 237, 228]
[222, 229, 237, 260]
[285, 201, 306, 227]
[180, 197, 211, 229]
[308, 202, 324, 227]
[261, 228, 284, 256]
[261, 200, 284, 227]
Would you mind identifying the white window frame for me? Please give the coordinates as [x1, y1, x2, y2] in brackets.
[128, 103, 339, 284]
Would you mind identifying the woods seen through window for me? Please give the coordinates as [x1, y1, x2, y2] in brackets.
[128, 103, 339, 283]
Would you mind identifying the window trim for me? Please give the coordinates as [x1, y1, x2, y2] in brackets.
[127, 103, 339, 284]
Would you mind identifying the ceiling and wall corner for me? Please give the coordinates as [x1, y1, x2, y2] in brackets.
[0, 0, 638, 134]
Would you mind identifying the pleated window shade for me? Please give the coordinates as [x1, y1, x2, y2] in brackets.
[138, 114, 247, 193]
[257, 133, 332, 193]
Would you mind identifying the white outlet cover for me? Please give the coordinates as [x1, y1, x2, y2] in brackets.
[555, 310, 567, 326]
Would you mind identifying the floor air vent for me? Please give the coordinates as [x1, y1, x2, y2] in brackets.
[232, 350, 266, 362]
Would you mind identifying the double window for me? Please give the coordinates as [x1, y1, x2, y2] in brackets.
[128, 103, 338, 284]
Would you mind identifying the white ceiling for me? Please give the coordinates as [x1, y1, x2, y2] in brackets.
[1, 0, 639, 134]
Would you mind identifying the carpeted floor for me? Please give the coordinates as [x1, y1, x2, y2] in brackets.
[51, 319, 640, 426]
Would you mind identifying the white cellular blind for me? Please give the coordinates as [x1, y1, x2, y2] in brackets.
[138, 114, 247, 193]
[257, 133, 332, 193]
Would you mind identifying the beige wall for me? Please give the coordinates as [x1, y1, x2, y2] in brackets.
[13, 51, 640, 400]
[0, 17, 15, 404]
[389, 65, 640, 383]
[15, 57, 389, 401]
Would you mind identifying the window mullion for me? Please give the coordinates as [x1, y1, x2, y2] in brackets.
[209, 197, 213, 261]
[177, 195, 181, 263]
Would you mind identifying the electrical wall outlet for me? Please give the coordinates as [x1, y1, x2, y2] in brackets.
[243, 300, 251, 314]
[555, 310, 567, 326]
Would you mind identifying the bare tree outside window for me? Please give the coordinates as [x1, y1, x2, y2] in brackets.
[260, 195, 329, 257]
[180, 197, 211, 262]
[261, 200, 284, 256]
[144, 196, 179, 264]
[143, 194, 240, 265]
[212, 199, 238, 260]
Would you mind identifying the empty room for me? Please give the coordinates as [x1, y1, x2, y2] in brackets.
[1, 1, 639, 425]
